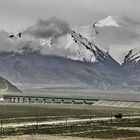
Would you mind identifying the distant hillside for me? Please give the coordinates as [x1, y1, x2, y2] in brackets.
[0, 51, 138, 92]
[0, 76, 21, 92]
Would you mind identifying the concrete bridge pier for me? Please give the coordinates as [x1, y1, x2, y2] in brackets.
[35, 98, 38, 104]
[51, 99, 54, 104]
[15, 97, 18, 103]
[9, 98, 12, 103]
[17, 98, 20, 103]
[12, 97, 16, 103]
[71, 100, 75, 104]
[43, 99, 46, 104]
[83, 100, 86, 105]
[22, 98, 25, 103]
[28, 98, 31, 104]
[12, 98, 16, 103]
[61, 99, 64, 104]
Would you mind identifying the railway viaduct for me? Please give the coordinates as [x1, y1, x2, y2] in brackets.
[2, 95, 98, 105]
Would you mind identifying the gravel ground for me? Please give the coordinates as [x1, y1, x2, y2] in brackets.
[1, 135, 94, 140]
[1, 135, 140, 140]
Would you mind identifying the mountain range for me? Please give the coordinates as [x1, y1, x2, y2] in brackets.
[0, 15, 140, 92]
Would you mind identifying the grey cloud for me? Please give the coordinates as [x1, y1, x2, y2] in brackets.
[23, 17, 71, 39]
[0, 30, 14, 52]
[0, 30, 41, 53]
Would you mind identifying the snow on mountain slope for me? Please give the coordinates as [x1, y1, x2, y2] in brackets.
[96, 16, 120, 27]
[70, 15, 140, 63]
[40, 15, 140, 64]
[122, 48, 140, 75]
[96, 15, 139, 28]
[2, 15, 140, 64]
[70, 30, 119, 66]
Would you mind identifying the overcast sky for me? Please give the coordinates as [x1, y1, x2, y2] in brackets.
[0, 0, 139, 32]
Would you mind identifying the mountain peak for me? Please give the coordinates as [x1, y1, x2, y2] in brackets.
[96, 15, 137, 27]
[96, 15, 119, 27]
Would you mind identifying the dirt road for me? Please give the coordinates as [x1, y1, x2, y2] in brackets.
[2, 116, 140, 128]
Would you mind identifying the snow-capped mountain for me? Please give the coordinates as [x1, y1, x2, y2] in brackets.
[36, 15, 140, 64]
[71, 15, 140, 63]
[0, 15, 140, 92]
[2, 15, 140, 64]
[95, 15, 139, 28]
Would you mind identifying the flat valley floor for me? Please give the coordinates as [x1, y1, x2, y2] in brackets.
[2, 135, 140, 140]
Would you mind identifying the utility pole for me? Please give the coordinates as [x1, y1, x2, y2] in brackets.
[129, 115, 130, 124]
[66, 117, 67, 126]
[36, 118, 39, 131]
[0, 121, 2, 135]
[111, 115, 112, 124]
[138, 87, 140, 96]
